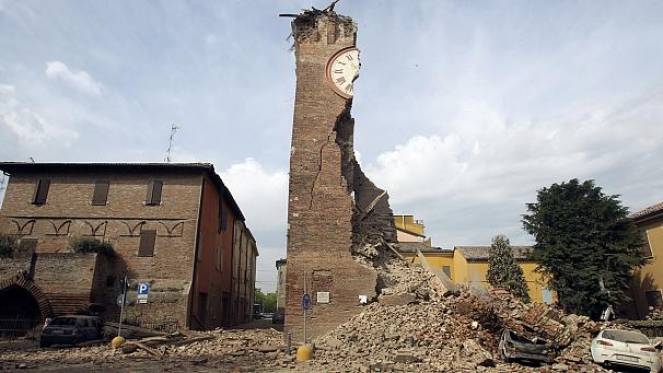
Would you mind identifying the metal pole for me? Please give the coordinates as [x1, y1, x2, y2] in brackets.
[287, 332, 292, 355]
[118, 274, 127, 337]
[303, 272, 307, 345]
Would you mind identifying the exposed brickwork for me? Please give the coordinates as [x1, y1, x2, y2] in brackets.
[284, 10, 396, 341]
[0, 164, 256, 330]
[0, 272, 53, 319]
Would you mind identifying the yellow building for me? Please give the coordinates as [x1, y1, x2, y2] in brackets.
[396, 243, 552, 304]
[452, 246, 553, 304]
[394, 214, 552, 304]
[393, 215, 430, 245]
[630, 201, 663, 318]
[397, 242, 455, 279]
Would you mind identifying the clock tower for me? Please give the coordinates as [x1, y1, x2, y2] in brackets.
[284, 8, 396, 341]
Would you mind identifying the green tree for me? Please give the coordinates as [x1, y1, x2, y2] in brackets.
[69, 237, 114, 256]
[254, 288, 278, 313]
[522, 178, 645, 318]
[487, 234, 531, 302]
[0, 234, 17, 258]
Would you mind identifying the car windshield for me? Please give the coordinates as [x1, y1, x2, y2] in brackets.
[603, 330, 650, 344]
[49, 317, 78, 326]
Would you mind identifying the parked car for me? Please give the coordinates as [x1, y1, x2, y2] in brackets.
[498, 328, 555, 363]
[272, 310, 285, 324]
[591, 328, 662, 372]
[40, 315, 103, 347]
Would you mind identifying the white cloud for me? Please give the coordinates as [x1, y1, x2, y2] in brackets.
[365, 95, 663, 247]
[45, 61, 102, 96]
[220, 158, 288, 292]
[0, 84, 79, 146]
[220, 158, 288, 234]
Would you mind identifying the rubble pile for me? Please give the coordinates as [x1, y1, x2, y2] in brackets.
[0, 257, 627, 372]
[301, 257, 612, 372]
[375, 257, 448, 303]
[0, 329, 289, 370]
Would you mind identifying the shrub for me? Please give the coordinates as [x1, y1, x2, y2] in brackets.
[69, 237, 114, 256]
[0, 234, 17, 258]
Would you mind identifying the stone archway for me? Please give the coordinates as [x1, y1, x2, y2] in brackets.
[0, 272, 53, 321]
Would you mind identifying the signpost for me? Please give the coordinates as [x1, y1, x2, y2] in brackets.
[137, 282, 150, 304]
[117, 274, 128, 337]
[302, 273, 310, 344]
[302, 293, 311, 310]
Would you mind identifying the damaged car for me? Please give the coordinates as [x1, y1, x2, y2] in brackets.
[498, 328, 556, 363]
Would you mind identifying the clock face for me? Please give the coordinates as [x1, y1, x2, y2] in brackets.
[326, 47, 360, 98]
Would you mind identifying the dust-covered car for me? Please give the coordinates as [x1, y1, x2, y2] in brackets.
[498, 328, 556, 363]
[591, 328, 662, 372]
[40, 315, 104, 347]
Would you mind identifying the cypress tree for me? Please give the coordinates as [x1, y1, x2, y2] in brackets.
[487, 234, 531, 302]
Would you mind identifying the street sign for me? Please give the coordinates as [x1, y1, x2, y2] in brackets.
[137, 282, 150, 304]
[302, 293, 311, 310]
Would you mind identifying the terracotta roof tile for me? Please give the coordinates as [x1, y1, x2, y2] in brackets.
[455, 245, 532, 260]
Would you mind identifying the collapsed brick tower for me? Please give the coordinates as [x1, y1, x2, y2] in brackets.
[284, 8, 397, 341]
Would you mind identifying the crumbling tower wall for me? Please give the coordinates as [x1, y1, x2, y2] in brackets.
[284, 9, 396, 341]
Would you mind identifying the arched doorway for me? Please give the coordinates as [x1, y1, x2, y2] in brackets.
[0, 285, 42, 336]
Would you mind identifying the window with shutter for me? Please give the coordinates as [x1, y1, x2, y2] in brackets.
[645, 290, 663, 310]
[92, 180, 110, 206]
[138, 230, 156, 257]
[146, 180, 163, 205]
[33, 179, 50, 205]
[218, 198, 227, 232]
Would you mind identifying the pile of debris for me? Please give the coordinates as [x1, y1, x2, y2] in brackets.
[302, 256, 611, 372]
[0, 256, 627, 372]
[0, 328, 289, 371]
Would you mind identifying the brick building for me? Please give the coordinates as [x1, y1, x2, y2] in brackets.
[284, 9, 396, 341]
[0, 162, 257, 331]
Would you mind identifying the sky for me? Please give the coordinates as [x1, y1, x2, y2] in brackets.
[1, 1, 663, 292]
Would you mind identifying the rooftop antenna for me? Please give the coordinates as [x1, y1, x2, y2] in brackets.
[29, 157, 35, 163]
[164, 124, 180, 163]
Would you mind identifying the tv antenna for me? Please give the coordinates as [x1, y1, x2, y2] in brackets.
[164, 124, 180, 163]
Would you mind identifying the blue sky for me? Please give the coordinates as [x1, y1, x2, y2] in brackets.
[2, 1, 663, 291]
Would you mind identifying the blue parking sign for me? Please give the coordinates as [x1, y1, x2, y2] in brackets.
[302, 293, 311, 310]
[138, 282, 150, 295]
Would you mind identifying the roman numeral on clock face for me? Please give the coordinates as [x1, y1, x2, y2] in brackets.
[327, 47, 359, 98]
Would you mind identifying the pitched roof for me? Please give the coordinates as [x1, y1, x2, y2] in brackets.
[0, 162, 245, 221]
[455, 245, 533, 261]
[396, 242, 451, 254]
[630, 201, 663, 221]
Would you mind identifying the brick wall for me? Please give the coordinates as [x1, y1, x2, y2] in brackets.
[190, 175, 240, 329]
[34, 253, 99, 315]
[284, 12, 388, 341]
[230, 220, 257, 325]
[0, 169, 202, 329]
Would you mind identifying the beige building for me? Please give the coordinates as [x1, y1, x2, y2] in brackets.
[629, 201, 663, 318]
